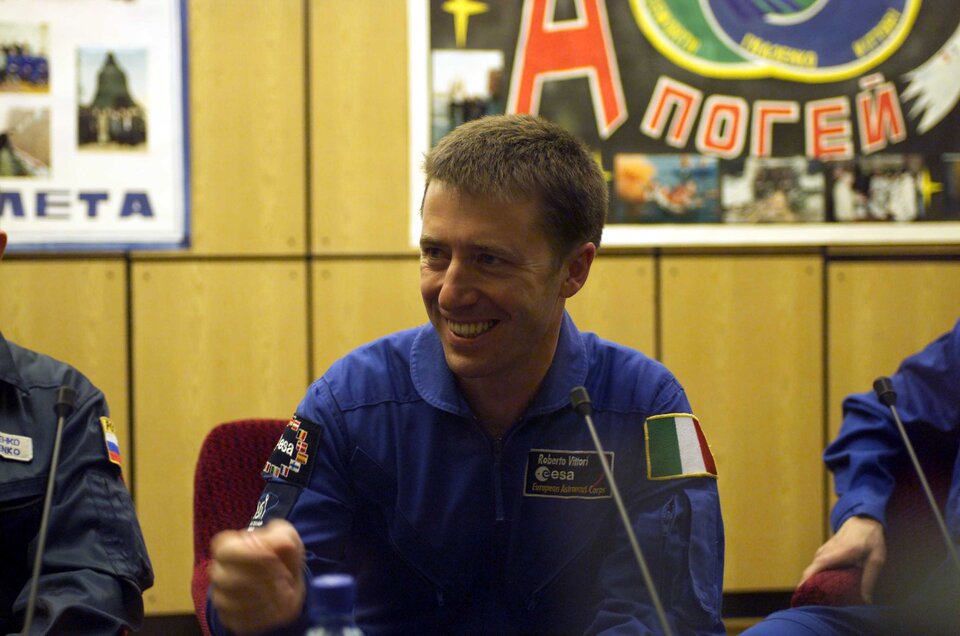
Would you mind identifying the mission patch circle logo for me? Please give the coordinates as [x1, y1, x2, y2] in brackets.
[631, 0, 920, 82]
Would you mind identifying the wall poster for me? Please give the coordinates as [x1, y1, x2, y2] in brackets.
[409, 0, 960, 246]
[0, 0, 188, 251]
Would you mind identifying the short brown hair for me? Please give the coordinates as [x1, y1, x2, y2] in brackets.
[423, 114, 606, 258]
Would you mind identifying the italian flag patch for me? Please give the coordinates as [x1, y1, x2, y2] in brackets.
[645, 413, 717, 480]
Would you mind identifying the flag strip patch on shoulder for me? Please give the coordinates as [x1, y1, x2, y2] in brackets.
[100, 416, 122, 468]
[645, 413, 717, 480]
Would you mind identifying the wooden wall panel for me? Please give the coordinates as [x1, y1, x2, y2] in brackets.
[566, 254, 656, 356]
[827, 262, 960, 442]
[312, 258, 425, 375]
[186, 0, 306, 255]
[0, 259, 131, 478]
[132, 261, 309, 614]
[660, 255, 824, 591]
[310, 0, 411, 254]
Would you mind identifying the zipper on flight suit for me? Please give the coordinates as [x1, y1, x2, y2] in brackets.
[485, 419, 519, 633]
[491, 433, 509, 633]
[470, 413, 534, 631]
[492, 435, 505, 522]
[469, 415, 508, 522]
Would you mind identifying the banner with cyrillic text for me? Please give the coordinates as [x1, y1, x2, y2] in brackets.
[409, 0, 960, 247]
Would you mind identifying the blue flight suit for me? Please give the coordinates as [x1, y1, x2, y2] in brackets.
[209, 313, 724, 635]
[0, 333, 153, 635]
[744, 318, 960, 635]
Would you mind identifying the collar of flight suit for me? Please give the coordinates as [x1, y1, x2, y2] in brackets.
[0, 332, 28, 393]
[409, 310, 590, 421]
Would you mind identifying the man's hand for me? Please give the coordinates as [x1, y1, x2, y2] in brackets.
[209, 519, 307, 635]
[800, 515, 886, 603]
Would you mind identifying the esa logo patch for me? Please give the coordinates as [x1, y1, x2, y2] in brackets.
[262, 416, 322, 487]
[524, 449, 613, 499]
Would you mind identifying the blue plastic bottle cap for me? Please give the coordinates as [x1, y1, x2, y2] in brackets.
[311, 574, 356, 615]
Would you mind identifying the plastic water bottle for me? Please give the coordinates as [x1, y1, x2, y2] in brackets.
[305, 574, 364, 636]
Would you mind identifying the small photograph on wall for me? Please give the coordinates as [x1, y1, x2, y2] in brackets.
[0, 104, 50, 177]
[941, 153, 960, 220]
[825, 154, 934, 223]
[77, 48, 147, 150]
[611, 154, 720, 224]
[721, 157, 825, 224]
[0, 22, 49, 93]
[431, 49, 504, 145]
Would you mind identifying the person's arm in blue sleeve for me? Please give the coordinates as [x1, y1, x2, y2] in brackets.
[828, 319, 960, 531]
[587, 377, 725, 636]
[800, 318, 960, 602]
[207, 379, 354, 636]
[13, 389, 153, 635]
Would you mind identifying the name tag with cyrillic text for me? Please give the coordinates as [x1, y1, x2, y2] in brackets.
[0, 432, 33, 462]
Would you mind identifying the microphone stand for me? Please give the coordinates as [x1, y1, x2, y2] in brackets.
[22, 386, 77, 635]
[570, 387, 674, 636]
[873, 377, 960, 579]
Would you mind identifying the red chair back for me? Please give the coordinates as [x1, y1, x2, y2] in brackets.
[191, 418, 288, 635]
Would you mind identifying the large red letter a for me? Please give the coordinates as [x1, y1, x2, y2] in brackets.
[507, 0, 626, 139]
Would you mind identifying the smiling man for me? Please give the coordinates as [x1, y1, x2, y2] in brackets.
[417, 177, 594, 438]
[208, 115, 724, 635]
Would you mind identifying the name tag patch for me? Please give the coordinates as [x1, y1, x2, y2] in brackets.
[0, 431, 33, 462]
[524, 449, 613, 499]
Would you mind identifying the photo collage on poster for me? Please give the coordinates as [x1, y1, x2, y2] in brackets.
[431, 49, 506, 147]
[606, 152, 960, 225]
[0, 22, 50, 177]
[0, 20, 147, 178]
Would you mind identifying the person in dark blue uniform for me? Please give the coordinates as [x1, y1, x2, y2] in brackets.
[744, 319, 960, 635]
[207, 115, 725, 635]
[0, 228, 154, 634]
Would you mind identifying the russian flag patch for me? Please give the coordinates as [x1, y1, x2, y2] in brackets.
[100, 416, 122, 468]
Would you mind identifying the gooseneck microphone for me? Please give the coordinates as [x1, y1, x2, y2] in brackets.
[570, 387, 674, 636]
[872, 377, 960, 578]
[21, 386, 77, 636]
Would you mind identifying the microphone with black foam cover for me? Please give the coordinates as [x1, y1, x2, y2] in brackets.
[21, 386, 77, 635]
[570, 386, 674, 636]
[872, 376, 960, 578]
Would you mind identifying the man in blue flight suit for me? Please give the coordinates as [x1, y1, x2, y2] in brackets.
[207, 114, 725, 635]
[0, 228, 154, 634]
[745, 319, 960, 634]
